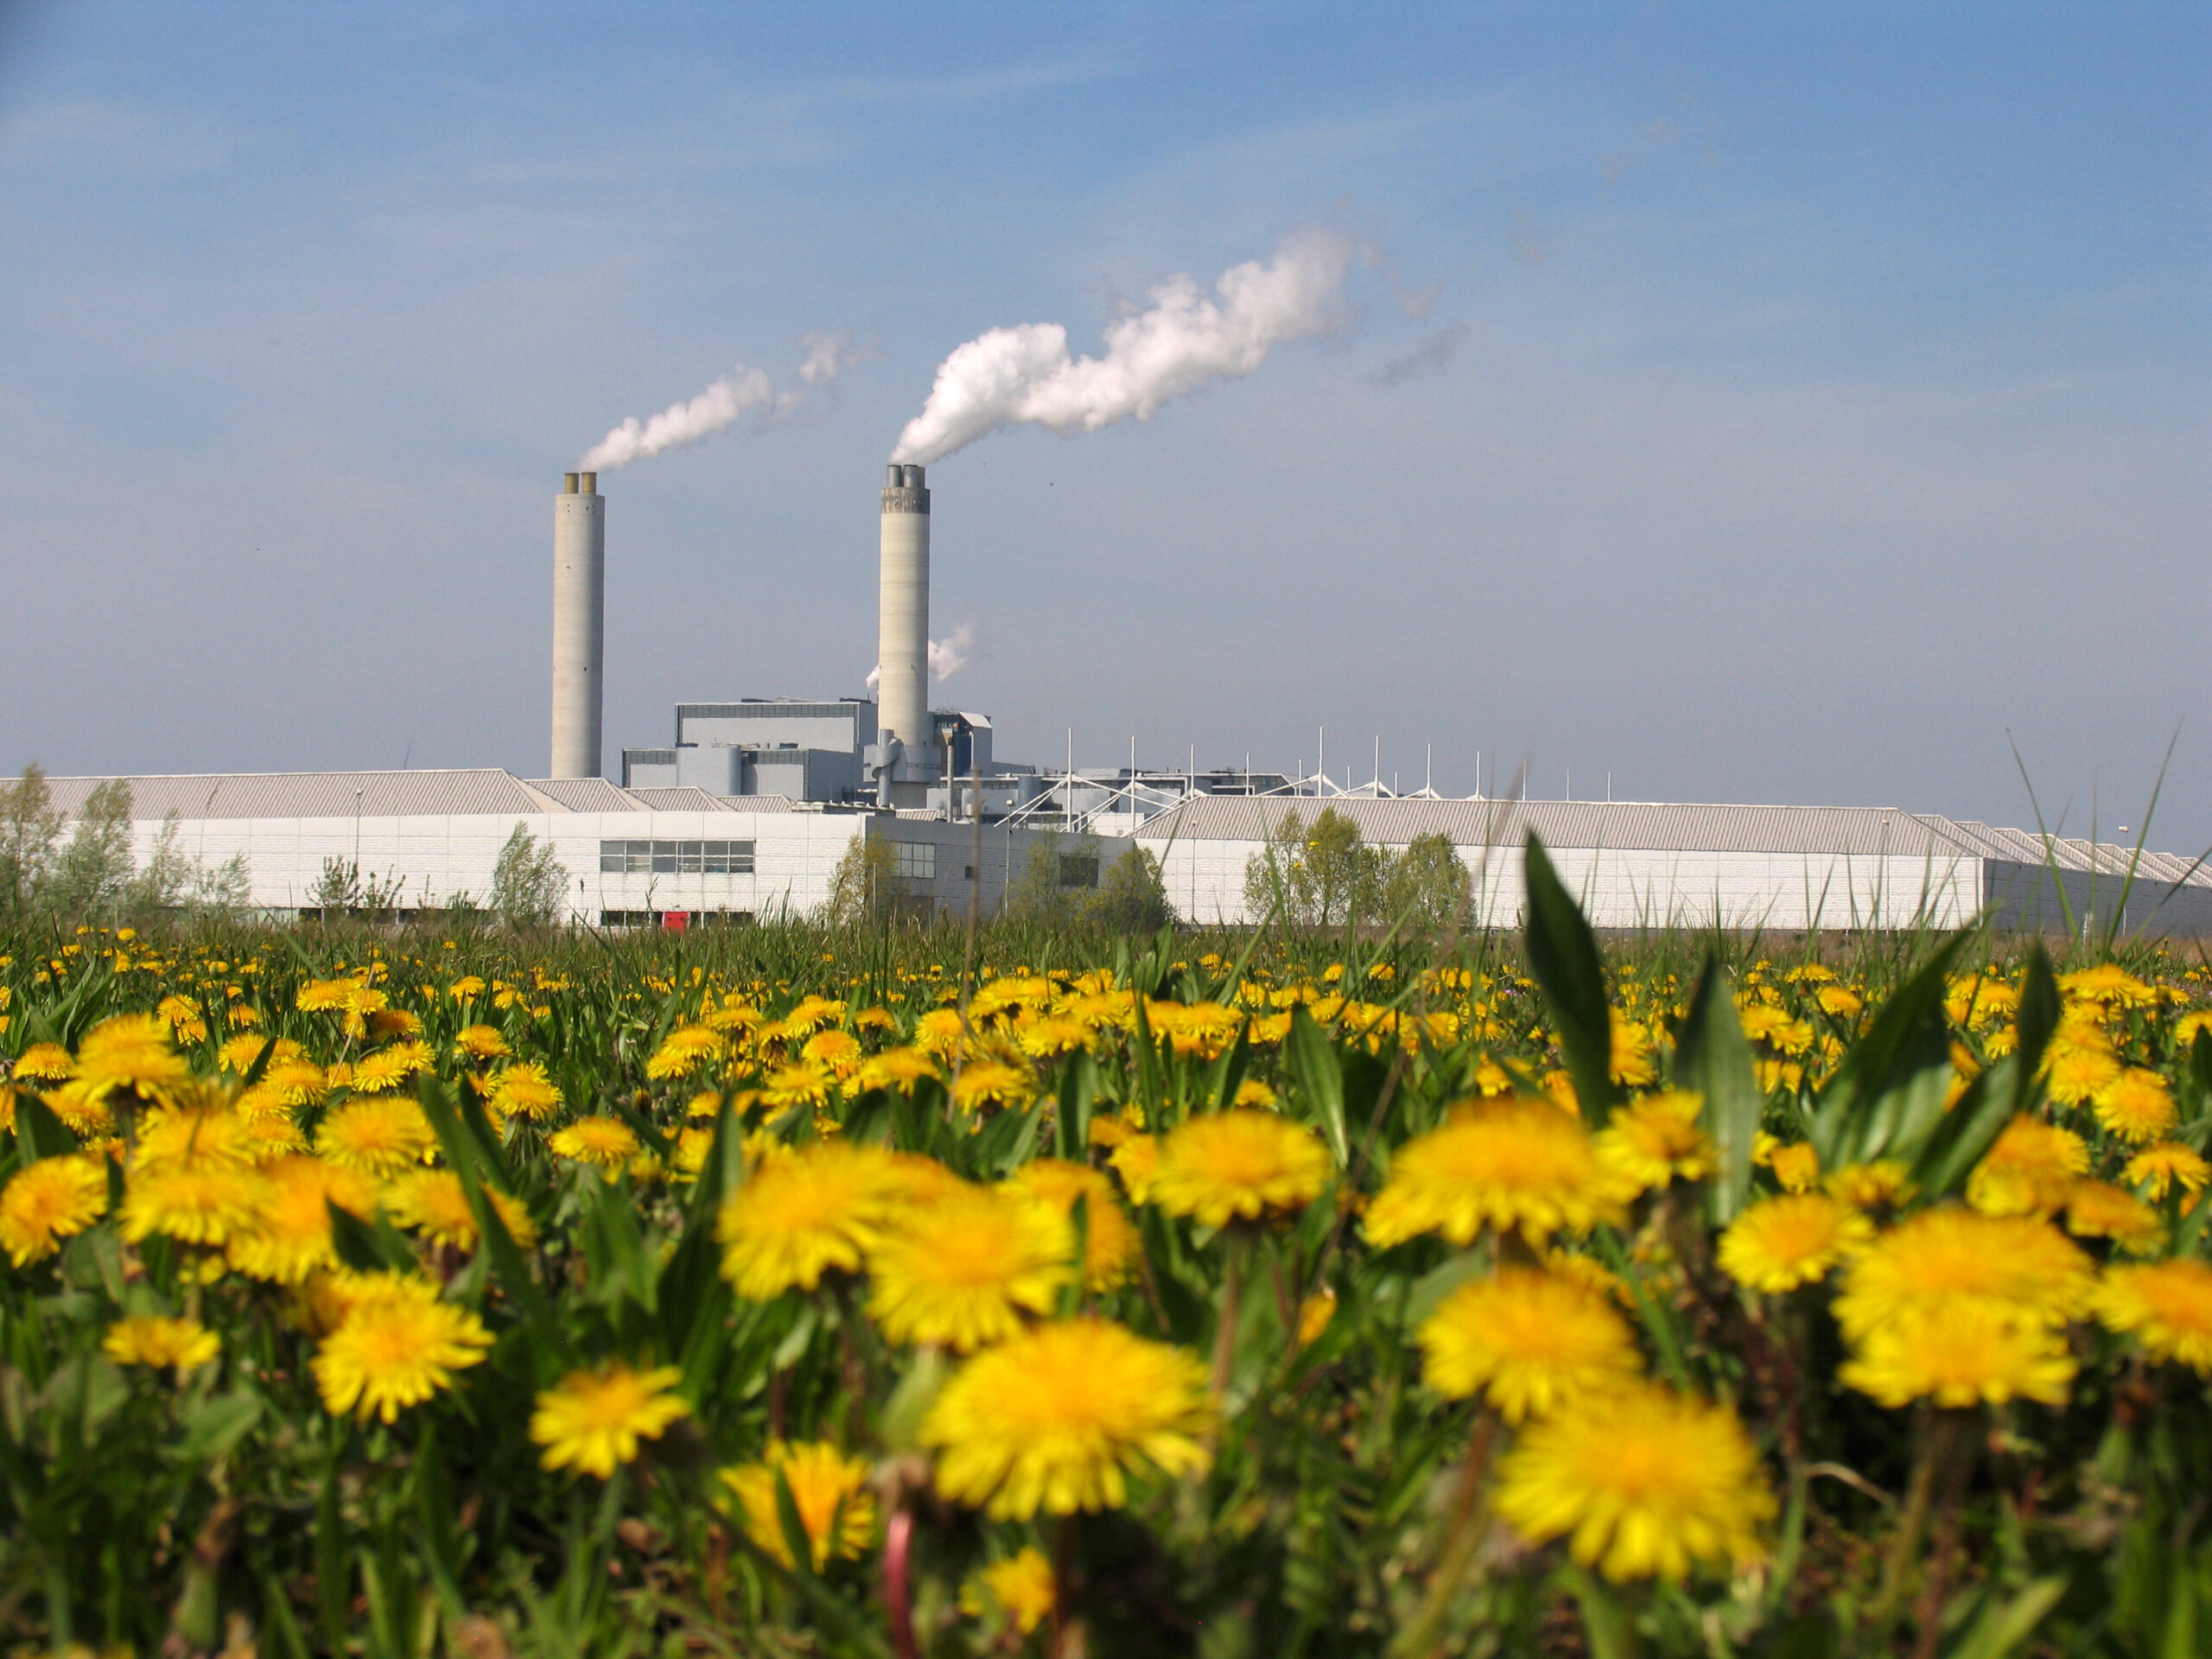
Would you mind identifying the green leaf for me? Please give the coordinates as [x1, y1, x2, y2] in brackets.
[1675, 953, 1762, 1224]
[1809, 931, 1971, 1168]
[326, 1199, 408, 1274]
[2012, 945, 2060, 1116]
[1521, 833, 1619, 1125]
[1286, 1006, 1350, 1167]
[173, 1390, 262, 1463]
[1055, 1051, 1100, 1161]
[12, 1090, 72, 1164]
[1912, 1057, 2018, 1199]
[1948, 1576, 2067, 1659]
[315, 1457, 351, 1655]
[773, 1465, 818, 1580]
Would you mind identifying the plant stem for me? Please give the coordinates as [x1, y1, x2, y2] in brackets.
[1873, 1408, 1964, 1630]
[1211, 1234, 1246, 1401]
[1388, 1410, 1498, 1659]
[1910, 1421, 1977, 1659]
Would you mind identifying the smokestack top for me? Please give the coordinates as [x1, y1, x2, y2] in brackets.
[579, 471, 597, 495]
[881, 462, 930, 514]
[563, 472, 580, 493]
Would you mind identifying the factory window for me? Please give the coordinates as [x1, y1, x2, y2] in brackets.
[892, 842, 937, 880]
[599, 839, 755, 875]
[1058, 855, 1099, 889]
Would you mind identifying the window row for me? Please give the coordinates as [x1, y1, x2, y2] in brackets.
[598, 839, 755, 875]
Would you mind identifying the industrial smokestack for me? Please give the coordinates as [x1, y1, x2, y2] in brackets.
[550, 471, 605, 779]
[876, 462, 931, 758]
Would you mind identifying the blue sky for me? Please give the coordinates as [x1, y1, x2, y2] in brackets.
[3, 3, 2207, 849]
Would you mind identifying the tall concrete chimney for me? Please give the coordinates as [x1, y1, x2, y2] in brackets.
[876, 462, 931, 755]
[550, 471, 605, 779]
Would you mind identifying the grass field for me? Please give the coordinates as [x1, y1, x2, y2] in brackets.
[1, 839, 2207, 1657]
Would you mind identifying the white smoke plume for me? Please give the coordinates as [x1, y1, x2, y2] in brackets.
[890, 230, 1360, 466]
[865, 619, 982, 690]
[582, 333, 857, 471]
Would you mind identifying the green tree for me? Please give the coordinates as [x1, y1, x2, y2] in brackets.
[1380, 830, 1473, 936]
[821, 836, 907, 927]
[0, 764, 61, 920]
[1004, 828, 1106, 925]
[1094, 845, 1172, 932]
[491, 824, 570, 927]
[1244, 807, 1382, 928]
[46, 779, 136, 921]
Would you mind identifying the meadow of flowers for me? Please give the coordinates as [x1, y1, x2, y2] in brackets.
[0, 837, 2207, 1657]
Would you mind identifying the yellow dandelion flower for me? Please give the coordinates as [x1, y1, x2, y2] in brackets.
[1767, 1142, 1820, 1193]
[549, 1116, 639, 1170]
[921, 1319, 1213, 1519]
[218, 1033, 267, 1074]
[866, 1184, 1072, 1351]
[310, 1274, 492, 1422]
[1148, 1110, 1330, 1229]
[315, 1096, 437, 1179]
[1015, 1016, 1092, 1061]
[0, 1156, 110, 1267]
[120, 1162, 270, 1247]
[960, 1548, 1056, 1636]
[2094, 1069, 2177, 1146]
[1834, 1209, 2094, 1340]
[2044, 1044, 2120, 1108]
[1718, 1193, 1875, 1294]
[454, 1024, 511, 1060]
[1824, 1161, 1914, 1213]
[1493, 1382, 1776, 1583]
[1231, 1077, 1280, 1109]
[2060, 963, 2154, 1007]
[802, 1028, 862, 1078]
[1593, 1091, 1712, 1196]
[715, 1141, 900, 1300]
[2063, 1180, 2164, 1255]
[949, 1059, 1036, 1116]
[103, 1315, 220, 1371]
[1365, 1099, 1622, 1249]
[385, 1168, 538, 1250]
[1417, 1268, 1643, 1423]
[226, 1156, 377, 1283]
[531, 1361, 689, 1478]
[1814, 984, 1863, 1020]
[855, 1046, 939, 1094]
[156, 994, 209, 1044]
[1296, 1286, 1338, 1346]
[1109, 1134, 1160, 1205]
[2125, 1142, 2210, 1202]
[131, 1099, 257, 1175]
[913, 1007, 969, 1057]
[762, 1060, 834, 1110]
[1840, 1301, 2075, 1409]
[646, 1025, 724, 1080]
[2095, 1257, 2212, 1376]
[11, 1043, 75, 1082]
[1966, 1116, 2088, 1217]
[1008, 1158, 1141, 1290]
[720, 1440, 877, 1569]
[255, 1057, 327, 1108]
[73, 1013, 191, 1104]
[488, 1062, 563, 1121]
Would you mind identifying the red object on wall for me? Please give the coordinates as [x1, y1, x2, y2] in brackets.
[662, 911, 690, 933]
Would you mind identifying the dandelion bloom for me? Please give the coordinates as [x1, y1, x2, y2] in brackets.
[549, 1116, 639, 1170]
[1493, 1382, 1775, 1583]
[0, 1157, 110, 1267]
[1593, 1091, 1712, 1196]
[1718, 1193, 1874, 1294]
[1834, 1209, 2094, 1341]
[454, 1024, 511, 1061]
[1766, 1143, 1821, 1194]
[1108, 1135, 1160, 1205]
[255, 1057, 328, 1108]
[385, 1168, 538, 1250]
[1417, 1268, 1642, 1423]
[923, 1318, 1213, 1520]
[2093, 1070, 2177, 1147]
[315, 1096, 437, 1179]
[1008, 1158, 1141, 1290]
[103, 1316, 220, 1370]
[226, 1156, 378, 1283]
[2062, 1180, 2164, 1255]
[961, 1548, 1056, 1636]
[1149, 1110, 1330, 1229]
[802, 1028, 863, 1078]
[11, 1043, 74, 1082]
[1015, 1016, 1092, 1062]
[715, 1141, 899, 1300]
[1823, 1161, 1913, 1213]
[310, 1274, 493, 1422]
[1365, 1100, 1622, 1249]
[1966, 1116, 2088, 1217]
[1840, 1301, 2075, 1409]
[855, 1047, 938, 1094]
[645, 1025, 725, 1081]
[2044, 1044, 2120, 1109]
[218, 1033, 267, 1074]
[720, 1440, 877, 1569]
[531, 1361, 689, 1478]
[2094, 1258, 2212, 1376]
[867, 1184, 1071, 1351]
[73, 1014, 192, 1103]
[121, 1163, 270, 1247]
[949, 1059, 1037, 1116]
[2125, 1142, 2210, 1202]
[489, 1062, 563, 1121]
[131, 1100, 257, 1174]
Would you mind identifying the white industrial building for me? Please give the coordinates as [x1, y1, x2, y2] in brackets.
[41, 770, 1104, 926]
[1134, 796, 2212, 937]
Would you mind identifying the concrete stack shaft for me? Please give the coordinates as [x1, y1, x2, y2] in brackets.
[876, 462, 931, 756]
[550, 470, 606, 779]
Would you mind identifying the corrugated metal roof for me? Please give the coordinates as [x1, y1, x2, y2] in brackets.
[623, 787, 801, 814]
[1134, 797, 1984, 857]
[44, 771, 569, 821]
[525, 779, 645, 813]
[1951, 822, 2212, 888]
